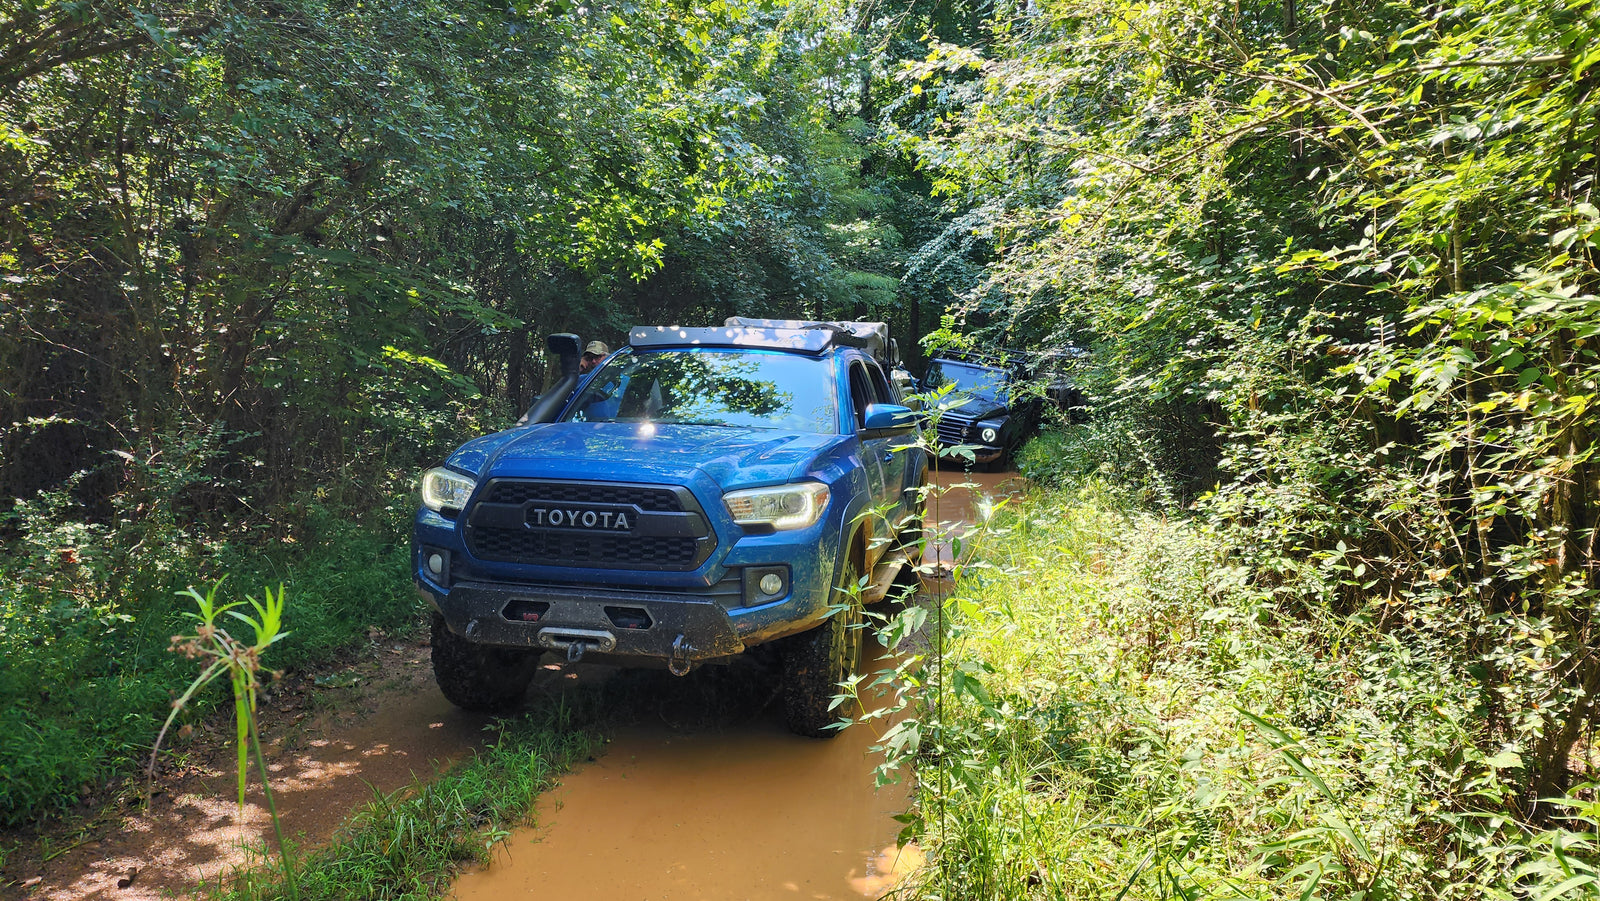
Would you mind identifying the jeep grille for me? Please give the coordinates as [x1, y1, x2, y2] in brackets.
[935, 412, 975, 447]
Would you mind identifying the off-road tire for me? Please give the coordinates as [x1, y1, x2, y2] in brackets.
[781, 557, 864, 738]
[430, 613, 540, 713]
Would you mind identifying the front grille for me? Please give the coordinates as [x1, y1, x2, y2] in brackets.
[471, 529, 701, 567]
[496, 571, 744, 605]
[466, 479, 713, 571]
[483, 481, 682, 512]
[489, 572, 744, 601]
[935, 413, 974, 447]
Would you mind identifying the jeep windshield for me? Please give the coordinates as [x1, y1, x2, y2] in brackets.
[562, 348, 838, 433]
[925, 360, 1008, 402]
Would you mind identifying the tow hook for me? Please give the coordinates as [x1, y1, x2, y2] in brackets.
[668, 634, 695, 677]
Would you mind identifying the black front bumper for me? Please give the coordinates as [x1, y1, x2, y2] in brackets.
[422, 578, 747, 664]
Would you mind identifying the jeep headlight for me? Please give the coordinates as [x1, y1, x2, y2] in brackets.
[724, 483, 830, 531]
[980, 426, 999, 444]
[421, 467, 477, 513]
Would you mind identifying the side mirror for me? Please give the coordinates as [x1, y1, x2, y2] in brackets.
[861, 403, 918, 437]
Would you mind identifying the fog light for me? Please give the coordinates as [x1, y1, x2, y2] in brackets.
[427, 553, 444, 576]
[759, 573, 784, 595]
[981, 427, 998, 444]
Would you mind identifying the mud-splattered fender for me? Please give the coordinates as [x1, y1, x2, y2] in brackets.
[825, 444, 875, 582]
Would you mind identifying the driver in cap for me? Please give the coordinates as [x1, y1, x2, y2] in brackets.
[580, 340, 610, 373]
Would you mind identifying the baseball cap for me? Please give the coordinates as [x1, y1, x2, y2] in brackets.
[583, 340, 610, 357]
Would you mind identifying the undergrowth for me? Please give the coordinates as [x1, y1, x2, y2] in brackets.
[0, 498, 422, 827]
[896, 475, 1600, 899]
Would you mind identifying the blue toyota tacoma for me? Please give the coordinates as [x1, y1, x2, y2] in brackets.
[413, 319, 927, 736]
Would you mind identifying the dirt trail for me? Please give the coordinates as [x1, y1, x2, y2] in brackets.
[10, 467, 1022, 901]
[921, 467, 1028, 581]
[15, 641, 495, 900]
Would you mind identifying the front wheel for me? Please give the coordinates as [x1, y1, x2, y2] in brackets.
[430, 614, 540, 713]
[781, 557, 864, 738]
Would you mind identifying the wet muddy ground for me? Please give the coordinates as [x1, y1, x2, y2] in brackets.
[454, 648, 918, 901]
[8, 467, 1023, 901]
[11, 638, 497, 901]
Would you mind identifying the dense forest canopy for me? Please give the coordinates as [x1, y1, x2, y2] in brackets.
[0, 0, 963, 824]
[0, 0, 949, 511]
[8, 0, 1600, 895]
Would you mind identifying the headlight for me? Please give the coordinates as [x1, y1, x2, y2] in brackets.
[723, 483, 830, 531]
[980, 427, 999, 444]
[421, 467, 477, 513]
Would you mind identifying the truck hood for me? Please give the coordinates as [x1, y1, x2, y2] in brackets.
[461, 421, 842, 490]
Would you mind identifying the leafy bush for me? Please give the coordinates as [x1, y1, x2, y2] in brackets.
[899, 491, 1600, 900]
[1016, 401, 1217, 506]
[0, 489, 422, 826]
[895, 0, 1600, 810]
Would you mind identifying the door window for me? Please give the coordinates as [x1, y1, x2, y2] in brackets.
[848, 362, 878, 430]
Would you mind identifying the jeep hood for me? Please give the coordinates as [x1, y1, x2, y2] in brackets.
[950, 396, 1008, 421]
[456, 421, 842, 489]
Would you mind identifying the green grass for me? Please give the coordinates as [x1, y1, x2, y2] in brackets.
[209, 700, 602, 901]
[0, 500, 424, 826]
[898, 485, 1600, 900]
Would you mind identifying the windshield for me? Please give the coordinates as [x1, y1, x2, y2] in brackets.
[561, 349, 838, 433]
[924, 360, 1008, 402]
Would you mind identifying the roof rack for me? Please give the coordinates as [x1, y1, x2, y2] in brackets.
[628, 325, 831, 354]
[625, 319, 898, 362]
[723, 318, 890, 362]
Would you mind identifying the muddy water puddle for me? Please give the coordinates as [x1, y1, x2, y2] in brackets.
[453, 689, 915, 900]
[921, 467, 1027, 583]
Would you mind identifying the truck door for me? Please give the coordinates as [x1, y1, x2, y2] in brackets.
[865, 360, 910, 524]
[848, 360, 888, 565]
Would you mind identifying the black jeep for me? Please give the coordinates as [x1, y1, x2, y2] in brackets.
[919, 354, 1040, 469]
[919, 347, 1090, 468]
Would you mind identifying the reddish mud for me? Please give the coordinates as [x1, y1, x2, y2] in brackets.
[452, 650, 916, 901]
[13, 640, 495, 901]
[921, 467, 1028, 582]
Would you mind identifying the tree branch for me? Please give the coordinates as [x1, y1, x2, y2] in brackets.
[1169, 53, 1391, 147]
[0, 19, 216, 92]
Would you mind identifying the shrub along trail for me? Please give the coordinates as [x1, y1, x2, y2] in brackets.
[896, 477, 1600, 900]
[11, 634, 498, 899]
